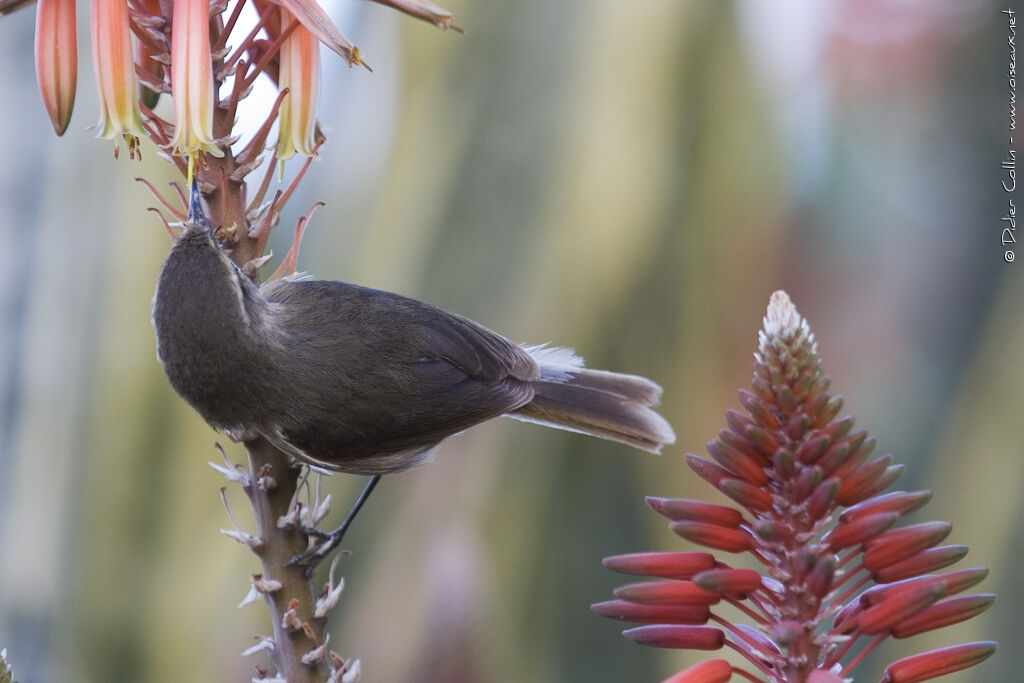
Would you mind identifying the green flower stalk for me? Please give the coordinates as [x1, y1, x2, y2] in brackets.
[595, 291, 997, 683]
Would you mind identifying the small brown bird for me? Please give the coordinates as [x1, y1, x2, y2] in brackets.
[151, 193, 675, 476]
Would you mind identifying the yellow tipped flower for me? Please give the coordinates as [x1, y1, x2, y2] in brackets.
[276, 12, 322, 160]
[35, 0, 77, 136]
[90, 0, 143, 144]
[169, 0, 223, 159]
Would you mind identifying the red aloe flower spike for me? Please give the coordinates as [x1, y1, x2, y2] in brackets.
[597, 291, 996, 682]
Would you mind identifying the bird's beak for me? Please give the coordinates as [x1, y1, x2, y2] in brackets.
[186, 179, 211, 231]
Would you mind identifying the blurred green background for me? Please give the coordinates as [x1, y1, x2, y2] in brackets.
[0, 1, 1019, 681]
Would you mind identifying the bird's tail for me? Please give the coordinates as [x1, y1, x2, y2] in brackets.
[510, 354, 676, 453]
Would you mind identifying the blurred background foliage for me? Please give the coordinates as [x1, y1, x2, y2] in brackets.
[0, 0, 1019, 681]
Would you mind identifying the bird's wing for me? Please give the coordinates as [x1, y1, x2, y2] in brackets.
[258, 279, 539, 467]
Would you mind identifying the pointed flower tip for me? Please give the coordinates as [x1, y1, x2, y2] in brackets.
[623, 624, 725, 650]
[764, 290, 799, 336]
[882, 641, 997, 683]
[35, 0, 78, 136]
[660, 658, 733, 683]
[760, 290, 816, 356]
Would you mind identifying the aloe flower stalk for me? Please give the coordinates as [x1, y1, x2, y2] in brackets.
[595, 291, 997, 683]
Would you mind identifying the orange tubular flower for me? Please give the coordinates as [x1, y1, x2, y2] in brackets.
[170, 0, 222, 158]
[35, 0, 77, 135]
[276, 12, 321, 160]
[90, 0, 143, 145]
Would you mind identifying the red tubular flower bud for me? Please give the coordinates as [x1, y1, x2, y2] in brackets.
[819, 415, 855, 442]
[881, 641, 997, 683]
[718, 478, 773, 511]
[832, 436, 876, 480]
[706, 439, 768, 485]
[753, 519, 788, 542]
[824, 511, 899, 551]
[801, 392, 830, 423]
[590, 600, 711, 625]
[872, 545, 969, 584]
[645, 498, 744, 528]
[660, 659, 733, 683]
[832, 599, 862, 634]
[858, 580, 945, 635]
[724, 410, 758, 442]
[863, 522, 952, 572]
[692, 568, 763, 596]
[793, 465, 824, 501]
[806, 477, 840, 520]
[751, 375, 776, 402]
[813, 395, 844, 428]
[795, 433, 831, 464]
[670, 521, 752, 553]
[739, 390, 780, 429]
[718, 429, 770, 467]
[806, 555, 837, 600]
[859, 575, 942, 608]
[776, 385, 797, 412]
[602, 551, 716, 579]
[35, 0, 77, 135]
[818, 431, 868, 476]
[613, 581, 721, 606]
[839, 490, 932, 523]
[835, 449, 889, 493]
[623, 625, 725, 650]
[773, 447, 796, 478]
[684, 453, 732, 488]
[929, 566, 990, 597]
[891, 594, 996, 639]
[840, 463, 904, 505]
[743, 423, 780, 458]
[806, 670, 845, 683]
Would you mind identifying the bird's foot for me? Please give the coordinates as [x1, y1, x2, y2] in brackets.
[285, 474, 382, 573]
[287, 526, 344, 570]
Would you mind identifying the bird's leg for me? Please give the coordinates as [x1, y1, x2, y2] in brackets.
[287, 474, 382, 571]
